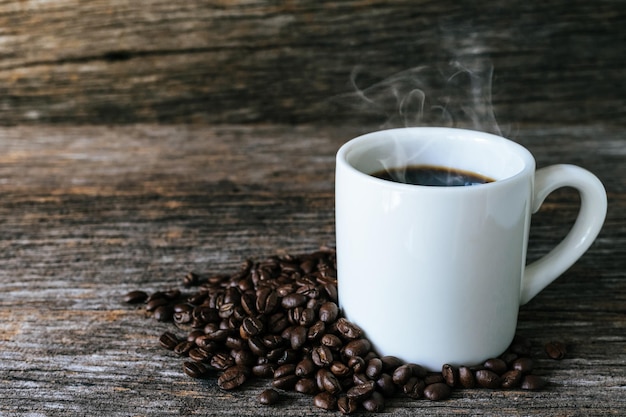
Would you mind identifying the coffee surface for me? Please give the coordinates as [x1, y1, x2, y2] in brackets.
[371, 165, 494, 187]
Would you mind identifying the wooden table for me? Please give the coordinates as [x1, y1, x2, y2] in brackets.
[0, 123, 623, 415]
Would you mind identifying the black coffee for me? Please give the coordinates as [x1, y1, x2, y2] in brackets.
[371, 164, 494, 187]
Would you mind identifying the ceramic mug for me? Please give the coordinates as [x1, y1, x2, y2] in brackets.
[335, 127, 607, 371]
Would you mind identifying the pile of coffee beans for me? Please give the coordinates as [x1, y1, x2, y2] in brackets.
[123, 247, 563, 413]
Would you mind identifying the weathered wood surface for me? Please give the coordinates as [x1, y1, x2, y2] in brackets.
[0, 123, 624, 416]
[0, 0, 625, 126]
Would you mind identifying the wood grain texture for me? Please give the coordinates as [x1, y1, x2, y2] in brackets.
[0, 0, 624, 126]
[0, 124, 624, 416]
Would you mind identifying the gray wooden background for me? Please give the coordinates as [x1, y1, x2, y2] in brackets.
[1, 0, 624, 128]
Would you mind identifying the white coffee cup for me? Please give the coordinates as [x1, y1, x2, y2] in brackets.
[335, 127, 607, 371]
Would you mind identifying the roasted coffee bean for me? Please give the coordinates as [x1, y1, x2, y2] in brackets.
[274, 364, 296, 379]
[258, 388, 280, 405]
[124, 290, 148, 303]
[225, 335, 247, 351]
[512, 357, 534, 374]
[352, 372, 369, 386]
[192, 306, 219, 324]
[348, 356, 366, 374]
[425, 372, 445, 385]
[312, 345, 334, 368]
[273, 374, 299, 390]
[330, 361, 351, 378]
[146, 297, 169, 312]
[337, 395, 358, 414]
[321, 334, 343, 351]
[296, 284, 319, 299]
[307, 320, 326, 342]
[252, 363, 276, 378]
[500, 369, 523, 389]
[296, 357, 316, 377]
[276, 348, 299, 365]
[290, 325, 308, 350]
[218, 365, 248, 390]
[153, 304, 174, 321]
[376, 373, 396, 397]
[247, 337, 267, 357]
[442, 364, 459, 387]
[475, 369, 502, 388]
[173, 307, 193, 324]
[424, 382, 451, 401]
[318, 368, 342, 395]
[392, 364, 414, 385]
[267, 312, 289, 334]
[483, 358, 508, 375]
[362, 391, 385, 412]
[188, 347, 210, 363]
[183, 361, 207, 378]
[159, 331, 179, 350]
[173, 341, 194, 356]
[545, 341, 567, 360]
[232, 349, 255, 367]
[365, 358, 383, 380]
[211, 352, 235, 370]
[256, 288, 278, 314]
[295, 377, 319, 394]
[335, 318, 362, 339]
[298, 308, 317, 327]
[403, 376, 425, 399]
[408, 363, 427, 378]
[319, 302, 339, 323]
[458, 366, 476, 388]
[346, 380, 375, 401]
[241, 316, 264, 337]
[313, 391, 337, 411]
[521, 374, 547, 390]
[282, 293, 308, 309]
[380, 355, 403, 372]
[342, 339, 371, 358]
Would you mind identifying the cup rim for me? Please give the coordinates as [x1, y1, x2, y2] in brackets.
[336, 127, 536, 191]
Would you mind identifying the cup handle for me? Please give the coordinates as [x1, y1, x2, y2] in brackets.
[520, 164, 607, 305]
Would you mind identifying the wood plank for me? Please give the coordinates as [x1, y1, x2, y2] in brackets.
[0, 1, 624, 125]
[0, 124, 624, 415]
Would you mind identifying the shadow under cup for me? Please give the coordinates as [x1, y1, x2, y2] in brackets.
[335, 128, 537, 371]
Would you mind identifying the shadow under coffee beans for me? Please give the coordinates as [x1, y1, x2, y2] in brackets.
[370, 164, 494, 187]
[123, 247, 555, 414]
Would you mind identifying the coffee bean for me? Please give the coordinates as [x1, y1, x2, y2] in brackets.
[346, 380, 375, 401]
[425, 372, 445, 385]
[330, 361, 351, 378]
[273, 374, 299, 390]
[458, 366, 476, 388]
[295, 377, 319, 395]
[521, 374, 547, 390]
[319, 302, 339, 323]
[282, 293, 308, 309]
[188, 347, 210, 363]
[342, 339, 371, 358]
[376, 373, 396, 397]
[183, 361, 207, 378]
[362, 391, 385, 412]
[380, 355, 403, 372]
[290, 325, 308, 350]
[319, 368, 343, 394]
[256, 288, 278, 314]
[173, 341, 194, 356]
[252, 363, 276, 378]
[312, 345, 334, 368]
[335, 318, 362, 339]
[274, 364, 296, 379]
[545, 341, 567, 360]
[403, 376, 425, 399]
[424, 382, 451, 401]
[321, 334, 343, 351]
[146, 297, 169, 312]
[392, 364, 413, 385]
[483, 358, 508, 375]
[241, 316, 264, 337]
[512, 357, 534, 374]
[313, 391, 337, 411]
[348, 356, 366, 374]
[442, 364, 459, 387]
[500, 369, 523, 389]
[258, 388, 280, 405]
[365, 358, 383, 380]
[159, 331, 179, 350]
[123, 290, 148, 303]
[337, 395, 358, 414]
[218, 365, 248, 390]
[211, 352, 235, 370]
[475, 369, 502, 389]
